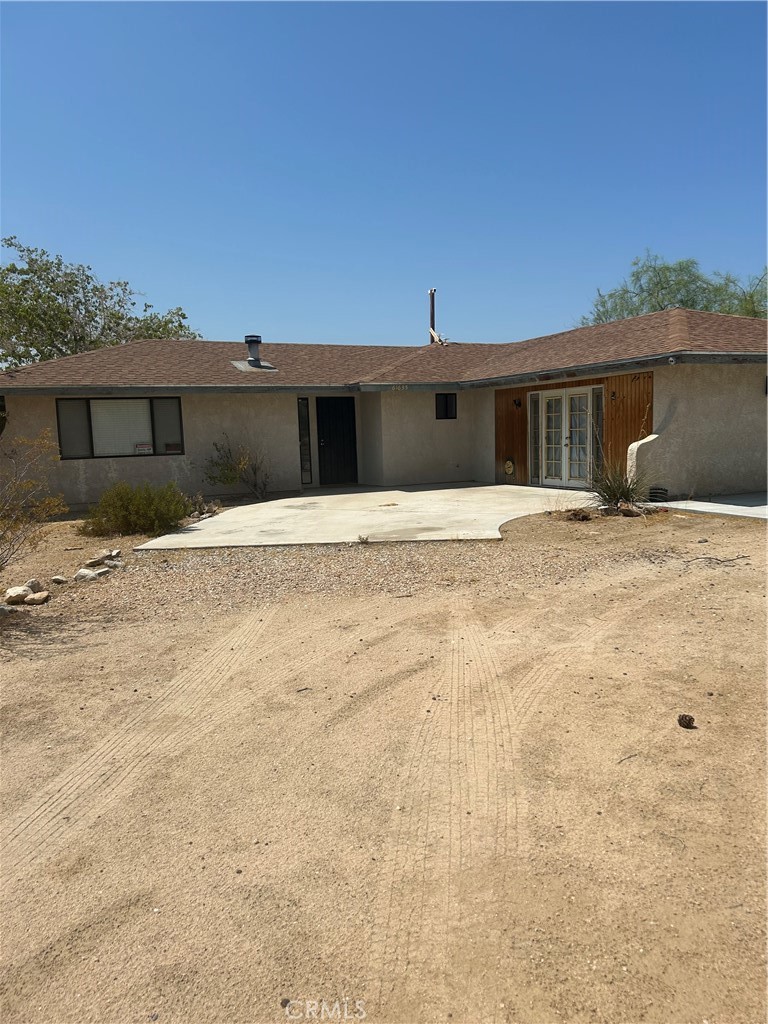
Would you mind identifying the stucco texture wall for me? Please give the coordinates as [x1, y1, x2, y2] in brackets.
[357, 393, 383, 486]
[630, 363, 767, 498]
[3, 392, 301, 508]
[374, 388, 495, 487]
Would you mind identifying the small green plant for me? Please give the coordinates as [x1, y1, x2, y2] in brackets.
[589, 460, 649, 509]
[81, 481, 191, 537]
[203, 434, 270, 500]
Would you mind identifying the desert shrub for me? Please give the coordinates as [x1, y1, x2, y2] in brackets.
[589, 460, 649, 508]
[0, 428, 68, 571]
[203, 433, 270, 500]
[81, 481, 191, 537]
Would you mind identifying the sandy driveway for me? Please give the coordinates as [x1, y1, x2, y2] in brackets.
[1, 512, 765, 1024]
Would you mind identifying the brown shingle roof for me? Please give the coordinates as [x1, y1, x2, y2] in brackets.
[0, 341, 414, 390]
[1, 308, 765, 393]
[359, 309, 768, 384]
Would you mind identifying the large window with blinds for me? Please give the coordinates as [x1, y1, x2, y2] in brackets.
[56, 398, 184, 459]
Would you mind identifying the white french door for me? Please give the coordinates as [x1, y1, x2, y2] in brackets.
[540, 389, 592, 488]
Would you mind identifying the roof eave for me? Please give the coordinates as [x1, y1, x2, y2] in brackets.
[2, 350, 764, 396]
[359, 350, 767, 391]
[0, 382, 366, 397]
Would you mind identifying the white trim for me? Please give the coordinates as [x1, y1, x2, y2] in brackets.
[532, 385, 594, 489]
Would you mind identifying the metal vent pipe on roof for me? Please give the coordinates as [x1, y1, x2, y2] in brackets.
[245, 334, 262, 362]
[244, 334, 277, 371]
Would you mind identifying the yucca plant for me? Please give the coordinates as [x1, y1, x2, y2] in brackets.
[588, 460, 649, 509]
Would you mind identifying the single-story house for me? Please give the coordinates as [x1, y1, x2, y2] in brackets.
[1, 308, 765, 508]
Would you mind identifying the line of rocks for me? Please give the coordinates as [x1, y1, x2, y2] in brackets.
[2, 549, 123, 613]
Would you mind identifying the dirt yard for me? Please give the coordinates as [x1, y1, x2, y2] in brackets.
[1, 511, 765, 1024]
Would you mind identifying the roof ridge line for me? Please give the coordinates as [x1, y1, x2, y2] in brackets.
[671, 307, 691, 348]
[355, 344, 431, 384]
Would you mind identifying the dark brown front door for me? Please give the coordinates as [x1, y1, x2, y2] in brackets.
[316, 397, 358, 486]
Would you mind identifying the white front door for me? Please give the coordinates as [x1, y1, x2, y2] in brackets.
[541, 389, 592, 488]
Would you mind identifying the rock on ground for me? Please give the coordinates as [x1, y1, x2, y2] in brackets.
[74, 569, 100, 582]
[4, 586, 32, 605]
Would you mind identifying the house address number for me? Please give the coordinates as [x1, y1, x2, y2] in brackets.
[391, 384, 409, 391]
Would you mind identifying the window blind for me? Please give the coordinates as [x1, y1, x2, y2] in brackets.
[91, 399, 153, 457]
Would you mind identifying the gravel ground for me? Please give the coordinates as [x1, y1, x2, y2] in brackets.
[2, 510, 703, 624]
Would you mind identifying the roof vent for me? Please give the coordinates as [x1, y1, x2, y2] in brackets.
[244, 334, 276, 371]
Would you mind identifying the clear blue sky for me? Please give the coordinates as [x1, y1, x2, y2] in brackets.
[1, 1, 765, 345]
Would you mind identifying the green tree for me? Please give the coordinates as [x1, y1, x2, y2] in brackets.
[580, 252, 767, 325]
[0, 236, 201, 367]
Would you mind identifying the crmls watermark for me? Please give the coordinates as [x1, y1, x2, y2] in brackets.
[282, 997, 366, 1020]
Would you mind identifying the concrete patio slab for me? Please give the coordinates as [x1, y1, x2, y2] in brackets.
[662, 492, 767, 520]
[136, 484, 589, 550]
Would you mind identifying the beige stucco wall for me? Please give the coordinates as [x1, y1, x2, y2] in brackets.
[3, 392, 302, 508]
[374, 388, 495, 487]
[630, 363, 767, 497]
[470, 388, 496, 483]
[358, 392, 384, 486]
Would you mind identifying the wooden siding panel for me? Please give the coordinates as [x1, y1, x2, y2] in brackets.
[495, 372, 653, 484]
[494, 387, 529, 483]
[601, 372, 653, 465]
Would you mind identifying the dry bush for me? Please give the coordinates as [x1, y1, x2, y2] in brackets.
[203, 433, 271, 500]
[0, 429, 67, 572]
[188, 492, 222, 516]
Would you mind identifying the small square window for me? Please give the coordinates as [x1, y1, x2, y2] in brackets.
[435, 393, 457, 419]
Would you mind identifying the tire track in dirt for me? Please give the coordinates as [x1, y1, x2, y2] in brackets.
[369, 578, 689, 1021]
[3, 605, 419, 877]
[371, 604, 518, 1019]
[455, 617, 512, 1017]
[6, 611, 273, 842]
[2, 609, 276, 875]
[370, 628, 454, 1013]
[155, 605, 418, 762]
[4, 608, 274, 839]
